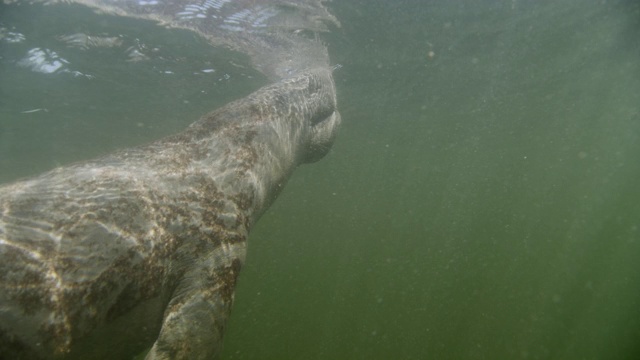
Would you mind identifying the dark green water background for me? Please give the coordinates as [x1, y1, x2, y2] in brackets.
[1, 1, 639, 359]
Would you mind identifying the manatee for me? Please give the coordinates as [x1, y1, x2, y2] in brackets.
[0, 68, 340, 359]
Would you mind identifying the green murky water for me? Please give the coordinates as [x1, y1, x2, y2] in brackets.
[2, 1, 639, 359]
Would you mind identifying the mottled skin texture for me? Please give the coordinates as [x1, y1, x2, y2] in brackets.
[0, 68, 340, 360]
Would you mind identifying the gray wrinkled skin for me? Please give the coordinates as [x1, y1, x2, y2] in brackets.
[0, 68, 340, 360]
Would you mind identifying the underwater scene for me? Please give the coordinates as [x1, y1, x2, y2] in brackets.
[1, 0, 639, 359]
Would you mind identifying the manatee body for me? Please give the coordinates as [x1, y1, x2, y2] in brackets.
[0, 68, 340, 359]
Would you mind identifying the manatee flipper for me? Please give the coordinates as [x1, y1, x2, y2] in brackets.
[146, 255, 243, 359]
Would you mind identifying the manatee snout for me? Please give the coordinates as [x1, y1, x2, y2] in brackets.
[301, 68, 341, 163]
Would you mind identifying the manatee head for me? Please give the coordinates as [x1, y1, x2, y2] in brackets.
[293, 67, 342, 164]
